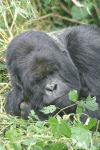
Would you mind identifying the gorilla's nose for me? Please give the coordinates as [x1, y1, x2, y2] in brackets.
[46, 83, 58, 92]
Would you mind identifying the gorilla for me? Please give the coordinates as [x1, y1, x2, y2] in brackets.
[5, 25, 100, 131]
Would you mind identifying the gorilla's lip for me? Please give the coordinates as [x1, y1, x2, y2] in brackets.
[44, 92, 69, 105]
[54, 92, 68, 101]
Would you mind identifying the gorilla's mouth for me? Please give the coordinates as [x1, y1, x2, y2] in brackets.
[44, 91, 70, 106]
[53, 92, 69, 102]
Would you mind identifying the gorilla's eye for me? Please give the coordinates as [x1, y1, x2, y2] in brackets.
[33, 72, 44, 82]
[46, 64, 59, 74]
[48, 70, 54, 75]
[53, 64, 59, 71]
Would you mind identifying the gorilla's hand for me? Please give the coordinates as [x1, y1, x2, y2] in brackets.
[20, 102, 31, 119]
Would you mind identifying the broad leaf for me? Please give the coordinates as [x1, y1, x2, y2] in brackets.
[49, 117, 60, 138]
[40, 105, 56, 114]
[59, 120, 71, 138]
[68, 90, 78, 102]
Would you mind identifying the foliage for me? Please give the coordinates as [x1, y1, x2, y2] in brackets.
[0, 90, 100, 149]
[40, 105, 56, 114]
[0, 0, 100, 149]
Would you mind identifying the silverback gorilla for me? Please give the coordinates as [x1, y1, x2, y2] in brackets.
[5, 25, 100, 131]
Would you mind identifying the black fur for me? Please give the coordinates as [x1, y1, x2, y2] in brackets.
[5, 25, 100, 131]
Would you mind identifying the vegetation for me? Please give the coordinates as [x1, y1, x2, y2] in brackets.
[0, 0, 100, 149]
[1, 90, 100, 149]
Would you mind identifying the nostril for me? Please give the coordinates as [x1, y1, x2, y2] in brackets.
[53, 84, 57, 90]
[46, 88, 53, 92]
[46, 83, 58, 92]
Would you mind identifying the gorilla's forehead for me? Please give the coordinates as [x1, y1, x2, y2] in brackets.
[24, 31, 66, 62]
[33, 32, 63, 53]
[30, 50, 61, 74]
[31, 46, 61, 62]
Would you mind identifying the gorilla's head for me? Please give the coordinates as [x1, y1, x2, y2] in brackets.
[6, 30, 80, 120]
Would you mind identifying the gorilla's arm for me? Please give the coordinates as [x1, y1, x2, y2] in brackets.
[5, 87, 23, 116]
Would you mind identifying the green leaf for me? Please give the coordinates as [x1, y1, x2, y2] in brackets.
[5, 131, 14, 141]
[9, 141, 14, 148]
[86, 2, 93, 15]
[86, 96, 98, 111]
[23, 137, 37, 146]
[56, 115, 61, 123]
[35, 141, 45, 150]
[59, 120, 71, 138]
[98, 11, 100, 19]
[35, 121, 44, 127]
[40, 105, 56, 114]
[76, 107, 83, 114]
[85, 118, 97, 130]
[28, 116, 34, 122]
[44, 0, 52, 6]
[28, 110, 39, 121]
[86, 95, 92, 102]
[49, 143, 68, 150]
[76, 100, 86, 114]
[34, 115, 40, 121]
[71, 126, 91, 144]
[0, 63, 6, 69]
[21, 124, 27, 130]
[29, 110, 35, 115]
[49, 117, 60, 138]
[0, 74, 2, 82]
[71, 5, 88, 20]
[33, 145, 42, 150]
[68, 90, 78, 102]
[13, 142, 22, 150]
[77, 100, 85, 108]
